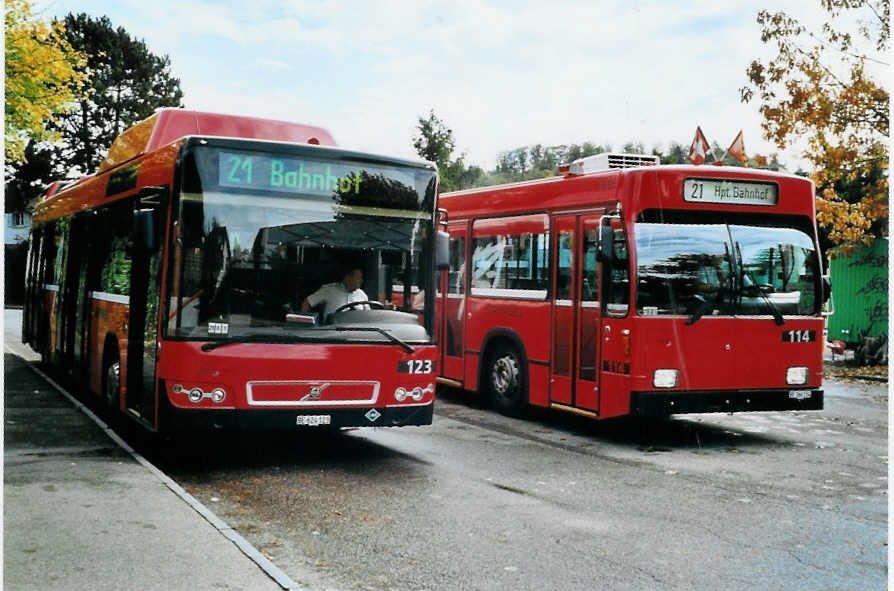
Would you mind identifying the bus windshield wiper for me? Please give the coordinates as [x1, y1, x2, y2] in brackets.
[334, 326, 415, 353]
[201, 333, 314, 351]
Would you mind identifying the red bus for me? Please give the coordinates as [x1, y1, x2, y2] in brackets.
[436, 153, 827, 419]
[23, 109, 446, 433]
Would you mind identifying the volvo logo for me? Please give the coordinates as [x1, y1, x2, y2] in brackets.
[300, 383, 329, 401]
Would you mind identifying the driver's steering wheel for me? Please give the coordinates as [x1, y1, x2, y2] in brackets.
[328, 300, 385, 320]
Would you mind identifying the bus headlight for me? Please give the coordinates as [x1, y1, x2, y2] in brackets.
[210, 388, 226, 403]
[188, 388, 204, 403]
[653, 369, 679, 389]
[786, 367, 808, 385]
[394, 387, 408, 402]
[411, 387, 424, 401]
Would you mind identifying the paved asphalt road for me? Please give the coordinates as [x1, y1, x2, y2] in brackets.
[158, 376, 888, 590]
[5, 309, 887, 590]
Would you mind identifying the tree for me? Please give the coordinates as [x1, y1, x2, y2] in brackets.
[412, 110, 482, 191]
[6, 13, 184, 211]
[4, 0, 87, 165]
[52, 13, 184, 176]
[740, 0, 889, 255]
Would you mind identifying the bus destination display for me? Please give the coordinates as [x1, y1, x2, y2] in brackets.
[218, 151, 407, 196]
[683, 178, 778, 206]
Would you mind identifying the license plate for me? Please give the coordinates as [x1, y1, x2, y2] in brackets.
[788, 391, 812, 400]
[296, 415, 331, 426]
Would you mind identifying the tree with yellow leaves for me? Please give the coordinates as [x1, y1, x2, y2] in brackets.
[740, 0, 889, 256]
[5, 0, 87, 164]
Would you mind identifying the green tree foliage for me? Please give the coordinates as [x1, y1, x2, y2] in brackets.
[740, 0, 889, 255]
[4, 0, 87, 166]
[492, 142, 610, 184]
[6, 13, 184, 210]
[412, 110, 483, 191]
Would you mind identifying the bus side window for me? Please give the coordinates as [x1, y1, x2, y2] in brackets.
[604, 227, 629, 315]
[98, 204, 133, 296]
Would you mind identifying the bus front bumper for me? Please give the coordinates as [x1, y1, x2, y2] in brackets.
[163, 403, 434, 432]
[630, 389, 823, 416]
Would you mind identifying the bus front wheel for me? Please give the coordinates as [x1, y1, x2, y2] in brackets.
[486, 343, 525, 416]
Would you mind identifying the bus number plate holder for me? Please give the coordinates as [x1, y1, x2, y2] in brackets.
[296, 415, 331, 427]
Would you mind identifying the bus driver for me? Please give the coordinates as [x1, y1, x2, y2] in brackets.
[300, 265, 369, 319]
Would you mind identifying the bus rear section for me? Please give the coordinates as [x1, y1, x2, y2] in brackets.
[23, 110, 441, 433]
[436, 158, 826, 420]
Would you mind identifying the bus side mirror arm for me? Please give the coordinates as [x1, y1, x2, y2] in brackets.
[436, 230, 450, 270]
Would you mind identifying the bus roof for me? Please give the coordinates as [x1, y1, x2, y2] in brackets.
[439, 164, 815, 220]
[98, 108, 337, 172]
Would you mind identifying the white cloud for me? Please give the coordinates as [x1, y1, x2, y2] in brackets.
[39, 0, 861, 171]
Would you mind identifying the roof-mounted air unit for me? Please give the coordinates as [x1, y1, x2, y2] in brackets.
[567, 153, 659, 174]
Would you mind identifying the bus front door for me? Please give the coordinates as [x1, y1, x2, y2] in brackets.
[574, 215, 603, 412]
[125, 205, 163, 428]
[550, 216, 576, 405]
[442, 224, 466, 382]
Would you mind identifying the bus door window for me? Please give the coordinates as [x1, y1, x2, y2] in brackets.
[36, 222, 58, 357]
[578, 220, 601, 384]
[24, 227, 43, 346]
[554, 229, 574, 376]
[446, 234, 465, 358]
[66, 215, 91, 375]
[49, 220, 68, 359]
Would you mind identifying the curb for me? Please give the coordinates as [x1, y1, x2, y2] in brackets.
[25, 361, 304, 591]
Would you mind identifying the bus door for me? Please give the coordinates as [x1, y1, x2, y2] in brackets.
[441, 224, 466, 381]
[125, 196, 165, 426]
[598, 216, 633, 418]
[550, 215, 576, 405]
[60, 215, 90, 381]
[574, 215, 603, 412]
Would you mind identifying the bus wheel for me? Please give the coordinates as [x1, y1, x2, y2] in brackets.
[105, 361, 121, 412]
[486, 344, 525, 416]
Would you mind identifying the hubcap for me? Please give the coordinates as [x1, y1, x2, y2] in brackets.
[491, 355, 519, 395]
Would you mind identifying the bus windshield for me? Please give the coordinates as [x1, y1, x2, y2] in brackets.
[166, 144, 438, 342]
[634, 218, 819, 318]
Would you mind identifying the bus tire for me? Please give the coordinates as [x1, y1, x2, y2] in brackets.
[485, 342, 526, 416]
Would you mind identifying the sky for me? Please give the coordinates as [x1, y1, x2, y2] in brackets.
[33, 0, 884, 172]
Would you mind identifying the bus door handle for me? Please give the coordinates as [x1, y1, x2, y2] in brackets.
[622, 329, 631, 356]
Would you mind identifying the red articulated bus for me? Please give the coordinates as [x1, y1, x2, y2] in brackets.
[23, 109, 446, 433]
[436, 153, 827, 419]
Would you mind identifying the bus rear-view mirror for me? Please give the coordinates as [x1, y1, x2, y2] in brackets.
[436, 230, 450, 270]
[133, 209, 157, 252]
[597, 223, 614, 263]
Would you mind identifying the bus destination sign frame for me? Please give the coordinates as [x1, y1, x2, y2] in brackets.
[683, 178, 778, 207]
